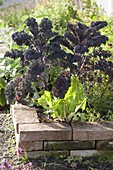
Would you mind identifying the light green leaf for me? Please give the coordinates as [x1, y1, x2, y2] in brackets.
[64, 75, 86, 115]
[82, 98, 87, 111]
[38, 90, 52, 109]
[21, 15, 29, 22]
[0, 77, 6, 88]
[36, 14, 50, 19]
[68, 98, 86, 121]
[37, 75, 87, 122]
[52, 99, 66, 119]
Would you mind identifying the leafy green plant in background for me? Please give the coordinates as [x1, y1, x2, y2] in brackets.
[33, 0, 81, 33]
[0, 56, 21, 106]
[81, 0, 101, 21]
[0, 0, 79, 32]
[0, 4, 32, 28]
[0, 0, 3, 6]
[0, 77, 6, 106]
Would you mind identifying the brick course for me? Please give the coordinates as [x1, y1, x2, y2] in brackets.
[11, 104, 113, 158]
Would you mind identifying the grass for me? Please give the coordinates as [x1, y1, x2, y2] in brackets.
[0, 4, 34, 29]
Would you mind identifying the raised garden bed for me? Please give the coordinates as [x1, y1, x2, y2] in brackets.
[11, 103, 113, 159]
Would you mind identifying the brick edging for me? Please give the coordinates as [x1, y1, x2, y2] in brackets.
[11, 104, 113, 158]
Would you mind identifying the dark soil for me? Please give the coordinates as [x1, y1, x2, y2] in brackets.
[29, 155, 113, 170]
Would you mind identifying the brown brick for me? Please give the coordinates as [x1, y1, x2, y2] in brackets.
[19, 122, 72, 141]
[72, 122, 113, 141]
[17, 141, 43, 151]
[16, 132, 43, 151]
[11, 104, 39, 134]
[96, 140, 113, 150]
[44, 140, 95, 150]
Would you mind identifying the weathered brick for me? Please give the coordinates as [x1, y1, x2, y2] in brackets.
[11, 103, 37, 111]
[72, 122, 113, 141]
[16, 132, 43, 151]
[70, 150, 98, 157]
[44, 140, 95, 150]
[11, 104, 39, 134]
[96, 140, 113, 150]
[70, 150, 113, 157]
[17, 141, 43, 151]
[19, 122, 72, 141]
[25, 150, 69, 159]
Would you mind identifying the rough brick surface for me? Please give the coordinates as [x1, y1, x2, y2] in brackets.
[25, 150, 69, 159]
[70, 150, 113, 157]
[11, 104, 113, 158]
[96, 140, 113, 150]
[72, 122, 113, 141]
[11, 104, 39, 133]
[70, 150, 98, 157]
[44, 140, 95, 150]
[17, 141, 43, 151]
[19, 123, 72, 141]
[11, 103, 37, 111]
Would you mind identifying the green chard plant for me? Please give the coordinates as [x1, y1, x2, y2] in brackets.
[38, 75, 86, 122]
[4, 17, 113, 122]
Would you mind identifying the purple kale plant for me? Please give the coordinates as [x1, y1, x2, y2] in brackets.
[4, 17, 71, 105]
[5, 17, 113, 117]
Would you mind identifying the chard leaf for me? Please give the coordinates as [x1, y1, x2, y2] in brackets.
[68, 98, 86, 121]
[52, 99, 68, 119]
[64, 75, 86, 121]
[37, 75, 86, 122]
[38, 90, 52, 109]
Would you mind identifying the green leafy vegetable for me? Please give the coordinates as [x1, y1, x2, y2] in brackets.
[38, 75, 86, 122]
